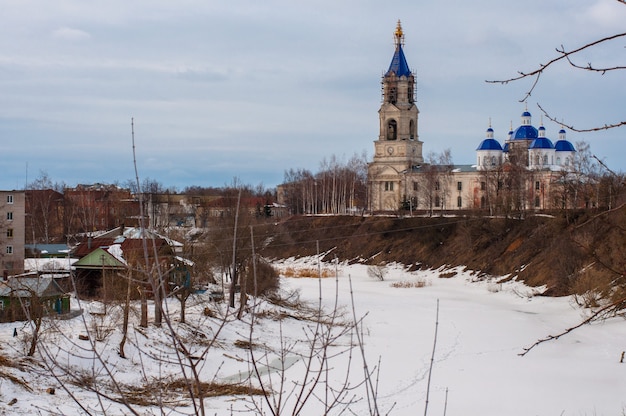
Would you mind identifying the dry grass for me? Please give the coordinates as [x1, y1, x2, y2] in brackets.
[438, 271, 457, 279]
[391, 279, 429, 288]
[120, 379, 266, 406]
[281, 266, 335, 278]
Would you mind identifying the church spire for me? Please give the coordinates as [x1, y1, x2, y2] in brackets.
[386, 20, 411, 77]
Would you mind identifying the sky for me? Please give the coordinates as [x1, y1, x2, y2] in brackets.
[1, 0, 625, 191]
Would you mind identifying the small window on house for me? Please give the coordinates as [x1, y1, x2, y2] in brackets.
[413, 181, 418, 191]
[6, 212, 13, 221]
[480, 181, 486, 191]
[6, 195, 13, 204]
[457, 181, 462, 191]
[6, 229, 13, 239]
[457, 196, 462, 208]
[6, 246, 13, 254]
[535, 181, 540, 190]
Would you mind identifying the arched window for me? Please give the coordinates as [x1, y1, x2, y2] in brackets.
[387, 120, 397, 141]
[409, 120, 415, 140]
[491, 156, 496, 166]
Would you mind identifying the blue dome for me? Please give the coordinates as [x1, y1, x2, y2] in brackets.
[522, 111, 532, 117]
[529, 137, 554, 149]
[512, 125, 538, 140]
[477, 138, 503, 151]
[555, 140, 576, 152]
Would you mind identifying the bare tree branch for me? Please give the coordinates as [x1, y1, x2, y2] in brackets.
[519, 296, 626, 356]
[487, 31, 626, 87]
[537, 103, 626, 132]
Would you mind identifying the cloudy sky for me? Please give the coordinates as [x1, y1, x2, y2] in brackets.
[1, 0, 625, 191]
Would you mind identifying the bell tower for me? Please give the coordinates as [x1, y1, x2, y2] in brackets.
[369, 21, 423, 211]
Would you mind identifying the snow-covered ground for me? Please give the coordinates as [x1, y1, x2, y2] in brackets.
[1, 258, 625, 415]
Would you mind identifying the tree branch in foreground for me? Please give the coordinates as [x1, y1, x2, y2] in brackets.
[519, 297, 626, 357]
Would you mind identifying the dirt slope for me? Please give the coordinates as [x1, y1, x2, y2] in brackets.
[261, 208, 626, 297]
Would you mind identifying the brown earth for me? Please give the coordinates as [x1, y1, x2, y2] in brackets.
[260, 207, 626, 297]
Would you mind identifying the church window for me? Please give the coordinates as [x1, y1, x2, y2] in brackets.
[535, 196, 541, 208]
[457, 196, 462, 208]
[435, 181, 440, 191]
[491, 156, 496, 166]
[535, 181, 540, 191]
[413, 181, 418, 191]
[435, 196, 440, 207]
[457, 181, 462, 191]
[387, 120, 398, 140]
[480, 181, 486, 191]
[384, 181, 394, 191]
[543, 155, 548, 164]
[409, 120, 415, 140]
[556, 156, 561, 165]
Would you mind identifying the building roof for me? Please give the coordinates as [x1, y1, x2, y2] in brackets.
[477, 138, 503, 151]
[512, 125, 539, 140]
[386, 44, 411, 77]
[529, 137, 554, 149]
[0, 277, 66, 298]
[555, 140, 576, 152]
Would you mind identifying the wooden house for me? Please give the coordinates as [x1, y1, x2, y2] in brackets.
[0, 277, 70, 322]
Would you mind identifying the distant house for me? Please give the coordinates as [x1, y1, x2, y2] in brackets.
[0, 277, 70, 322]
[72, 226, 186, 298]
[25, 189, 65, 244]
[64, 183, 139, 235]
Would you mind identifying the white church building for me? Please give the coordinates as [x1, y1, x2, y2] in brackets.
[368, 21, 579, 213]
